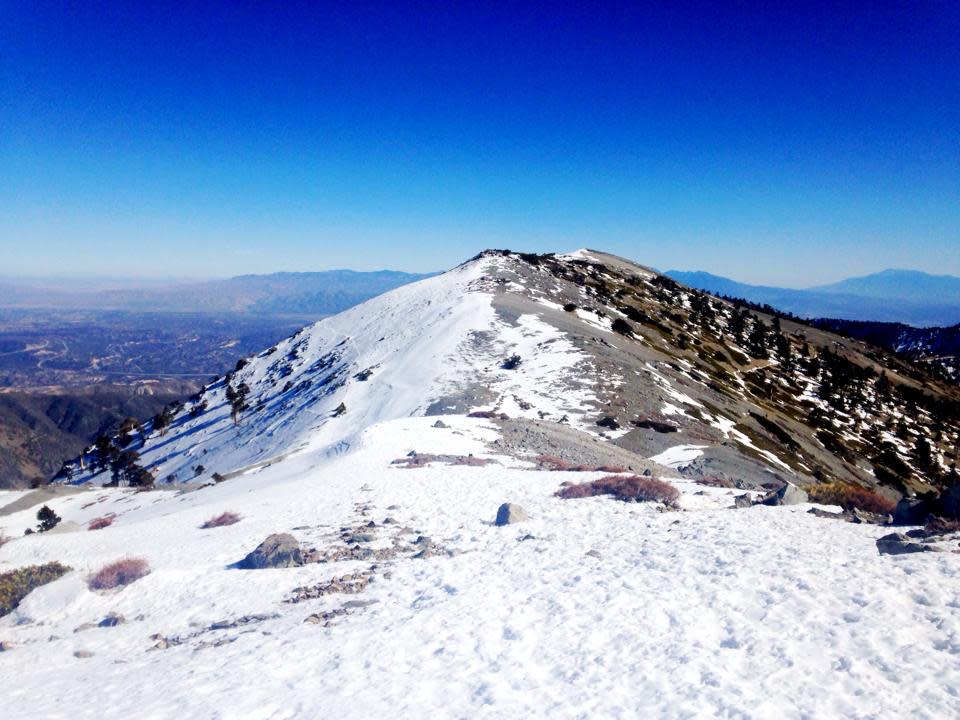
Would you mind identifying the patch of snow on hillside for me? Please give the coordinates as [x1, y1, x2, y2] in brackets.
[649, 444, 708, 469]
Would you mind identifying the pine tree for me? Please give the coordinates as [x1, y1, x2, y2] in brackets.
[37, 505, 61, 532]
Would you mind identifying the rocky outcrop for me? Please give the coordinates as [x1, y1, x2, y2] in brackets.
[237, 534, 303, 569]
[759, 484, 808, 507]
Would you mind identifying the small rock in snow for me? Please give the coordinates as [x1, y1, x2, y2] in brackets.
[98, 613, 125, 628]
[432, 420, 450, 428]
[876, 533, 939, 555]
[73, 650, 94, 659]
[495, 503, 529, 526]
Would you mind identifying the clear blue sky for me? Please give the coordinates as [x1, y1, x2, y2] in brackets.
[2, 1, 957, 286]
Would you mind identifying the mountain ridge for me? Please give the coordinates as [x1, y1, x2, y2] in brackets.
[666, 268, 960, 326]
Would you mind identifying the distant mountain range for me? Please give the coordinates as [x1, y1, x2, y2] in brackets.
[0, 269, 437, 316]
[665, 269, 960, 327]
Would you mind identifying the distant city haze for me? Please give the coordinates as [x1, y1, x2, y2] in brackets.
[2, 4, 957, 285]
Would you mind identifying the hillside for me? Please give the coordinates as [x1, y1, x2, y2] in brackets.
[0, 383, 194, 488]
[2, 250, 959, 718]
[811, 319, 960, 384]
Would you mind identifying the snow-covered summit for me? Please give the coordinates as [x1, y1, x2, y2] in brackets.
[60, 252, 607, 486]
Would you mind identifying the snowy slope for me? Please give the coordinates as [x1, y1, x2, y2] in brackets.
[2, 416, 959, 718]
[59, 253, 604, 487]
[3, 249, 960, 719]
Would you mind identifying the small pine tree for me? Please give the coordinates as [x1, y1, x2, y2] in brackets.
[37, 505, 61, 532]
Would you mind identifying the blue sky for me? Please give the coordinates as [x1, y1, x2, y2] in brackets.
[1, 2, 957, 286]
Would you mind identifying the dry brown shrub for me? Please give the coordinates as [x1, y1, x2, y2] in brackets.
[556, 475, 680, 506]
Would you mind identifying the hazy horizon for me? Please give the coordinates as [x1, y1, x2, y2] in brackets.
[3, 256, 960, 293]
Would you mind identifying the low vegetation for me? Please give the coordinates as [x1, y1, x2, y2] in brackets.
[807, 482, 896, 515]
[391, 454, 492, 468]
[0, 562, 72, 617]
[556, 475, 680, 506]
[88, 557, 151, 591]
[201, 511, 242, 529]
[534, 454, 627, 473]
[88, 515, 115, 531]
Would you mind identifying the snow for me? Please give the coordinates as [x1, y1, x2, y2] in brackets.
[61, 255, 608, 487]
[2, 415, 959, 718]
[5, 254, 960, 718]
[649, 444, 708, 469]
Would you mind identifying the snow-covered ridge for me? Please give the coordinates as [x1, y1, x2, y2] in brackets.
[61, 254, 604, 486]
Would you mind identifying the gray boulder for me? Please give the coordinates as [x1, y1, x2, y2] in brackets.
[495, 503, 529, 526]
[876, 533, 937, 555]
[237, 533, 303, 569]
[732, 493, 753, 509]
[937, 486, 960, 520]
[760, 484, 808, 507]
[893, 498, 933, 526]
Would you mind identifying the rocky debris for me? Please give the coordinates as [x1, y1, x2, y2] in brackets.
[286, 572, 373, 603]
[495, 503, 529, 526]
[150, 614, 277, 651]
[98, 612, 125, 628]
[73, 650, 94, 659]
[876, 533, 943, 555]
[344, 533, 375, 544]
[807, 508, 891, 525]
[208, 614, 276, 631]
[431, 420, 450, 429]
[759, 484, 808, 507]
[237, 533, 303, 569]
[391, 453, 492, 469]
[149, 633, 177, 650]
[304, 608, 350, 626]
[410, 535, 454, 559]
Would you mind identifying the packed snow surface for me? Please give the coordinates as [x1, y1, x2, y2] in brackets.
[2, 415, 959, 719]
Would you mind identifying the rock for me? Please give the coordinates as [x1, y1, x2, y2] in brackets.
[237, 533, 303, 569]
[641, 469, 653, 477]
[732, 493, 754, 509]
[760, 484, 808, 507]
[342, 599, 379, 609]
[73, 623, 97, 633]
[850, 508, 891, 525]
[585, 549, 602, 559]
[893, 498, 934, 526]
[936, 486, 960, 520]
[432, 420, 450, 429]
[495, 503, 529, 526]
[346, 534, 374, 544]
[73, 650, 94, 658]
[0, 641, 14, 652]
[98, 612, 125, 628]
[876, 533, 937, 555]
